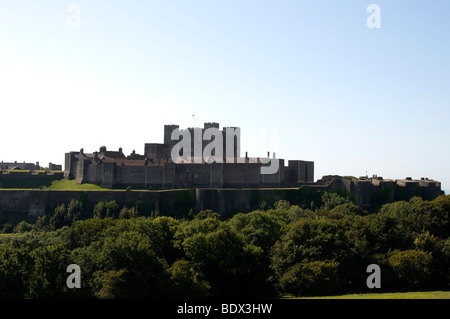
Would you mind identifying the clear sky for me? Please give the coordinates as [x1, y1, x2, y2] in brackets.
[1, 1, 449, 192]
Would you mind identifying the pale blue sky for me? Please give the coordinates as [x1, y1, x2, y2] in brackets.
[1, 1, 449, 192]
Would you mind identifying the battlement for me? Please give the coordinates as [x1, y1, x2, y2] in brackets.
[315, 175, 443, 208]
[150, 122, 242, 161]
[204, 122, 220, 129]
[164, 124, 180, 145]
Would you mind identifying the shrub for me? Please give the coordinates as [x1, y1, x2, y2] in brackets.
[387, 249, 433, 289]
[118, 206, 139, 219]
[94, 200, 120, 219]
[13, 221, 33, 233]
[278, 260, 340, 296]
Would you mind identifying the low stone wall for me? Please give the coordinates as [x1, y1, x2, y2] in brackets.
[0, 179, 444, 219]
[0, 187, 322, 218]
[0, 189, 194, 218]
[0, 172, 64, 188]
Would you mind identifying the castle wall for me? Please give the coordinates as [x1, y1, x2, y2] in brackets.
[117, 166, 145, 186]
[209, 163, 223, 188]
[71, 159, 292, 189]
[145, 143, 171, 159]
[0, 190, 177, 218]
[76, 159, 89, 184]
[0, 171, 64, 181]
[145, 166, 163, 188]
[403, 181, 420, 199]
[101, 163, 115, 188]
[176, 164, 211, 187]
[85, 164, 102, 184]
[0, 191, 39, 215]
[164, 124, 180, 145]
[163, 163, 175, 188]
[288, 160, 314, 183]
[64, 152, 80, 179]
[378, 180, 396, 203]
[222, 163, 260, 187]
[351, 180, 373, 208]
[420, 181, 442, 200]
[261, 159, 284, 186]
[306, 161, 314, 182]
[64, 153, 72, 178]
[0, 179, 444, 219]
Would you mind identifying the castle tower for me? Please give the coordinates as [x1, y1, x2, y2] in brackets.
[164, 124, 180, 145]
[204, 122, 219, 130]
[222, 126, 240, 161]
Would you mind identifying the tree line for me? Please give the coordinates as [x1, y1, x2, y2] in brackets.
[0, 192, 449, 298]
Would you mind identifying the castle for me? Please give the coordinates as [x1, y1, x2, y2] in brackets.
[0, 122, 443, 217]
[64, 122, 315, 189]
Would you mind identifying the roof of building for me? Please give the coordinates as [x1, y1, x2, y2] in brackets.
[101, 158, 156, 166]
[101, 150, 126, 159]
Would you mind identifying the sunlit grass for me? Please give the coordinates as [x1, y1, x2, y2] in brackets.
[283, 291, 450, 299]
[42, 179, 106, 190]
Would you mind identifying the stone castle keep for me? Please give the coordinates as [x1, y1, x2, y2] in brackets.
[0, 122, 443, 217]
[64, 122, 315, 189]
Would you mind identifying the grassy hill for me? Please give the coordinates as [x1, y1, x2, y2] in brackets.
[43, 179, 106, 190]
[0, 178, 107, 191]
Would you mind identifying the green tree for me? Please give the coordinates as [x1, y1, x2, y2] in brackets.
[49, 203, 70, 229]
[175, 218, 264, 297]
[118, 206, 139, 219]
[409, 196, 449, 238]
[441, 238, 450, 283]
[228, 210, 283, 255]
[414, 231, 448, 286]
[269, 200, 311, 224]
[67, 199, 88, 222]
[0, 243, 28, 298]
[321, 192, 352, 211]
[167, 259, 210, 298]
[60, 218, 116, 249]
[270, 218, 355, 293]
[274, 200, 290, 211]
[414, 231, 441, 254]
[98, 269, 129, 299]
[194, 209, 221, 220]
[94, 200, 120, 219]
[13, 221, 33, 233]
[364, 213, 411, 254]
[97, 231, 169, 298]
[26, 244, 71, 298]
[380, 197, 449, 240]
[145, 216, 182, 264]
[278, 259, 340, 297]
[331, 203, 368, 219]
[387, 249, 433, 290]
[271, 218, 352, 275]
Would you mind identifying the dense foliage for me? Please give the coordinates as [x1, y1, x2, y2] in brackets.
[0, 193, 449, 298]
